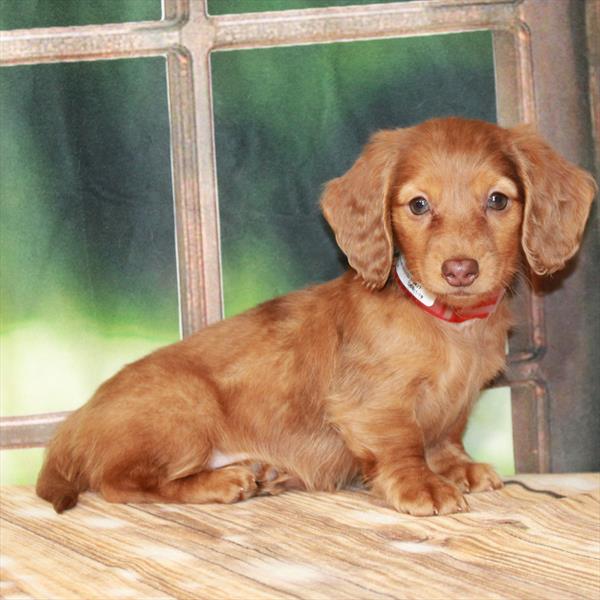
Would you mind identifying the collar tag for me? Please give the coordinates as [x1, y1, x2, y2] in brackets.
[395, 255, 436, 307]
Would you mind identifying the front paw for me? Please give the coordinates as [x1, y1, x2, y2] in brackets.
[440, 462, 503, 493]
[378, 471, 469, 516]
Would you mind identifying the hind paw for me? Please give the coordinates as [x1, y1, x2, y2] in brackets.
[249, 463, 304, 496]
[212, 465, 258, 503]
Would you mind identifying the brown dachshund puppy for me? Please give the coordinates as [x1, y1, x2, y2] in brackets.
[37, 117, 596, 516]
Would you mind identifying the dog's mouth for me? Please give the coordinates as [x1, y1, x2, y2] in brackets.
[445, 290, 472, 297]
[438, 285, 504, 309]
[437, 274, 502, 304]
[439, 291, 483, 308]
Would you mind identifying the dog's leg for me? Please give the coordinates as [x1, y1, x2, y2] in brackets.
[332, 398, 468, 516]
[100, 461, 306, 505]
[248, 462, 305, 496]
[93, 411, 261, 506]
[100, 464, 259, 505]
[427, 437, 503, 493]
[369, 436, 469, 516]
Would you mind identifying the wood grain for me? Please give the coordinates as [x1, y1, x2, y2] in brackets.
[1, 474, 599, 599]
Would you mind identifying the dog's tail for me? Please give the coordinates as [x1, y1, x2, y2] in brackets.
[36, 424, 86, 514]
[36, 453, 83, 513]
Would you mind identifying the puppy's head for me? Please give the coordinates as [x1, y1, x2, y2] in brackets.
[321, 117, 596, 306]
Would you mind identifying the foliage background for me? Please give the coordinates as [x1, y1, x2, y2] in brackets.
[0, 0, 513, 485]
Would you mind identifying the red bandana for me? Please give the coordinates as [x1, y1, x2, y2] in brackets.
[393, 255, 504, 324]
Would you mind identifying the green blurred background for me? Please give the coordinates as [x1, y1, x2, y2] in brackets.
[0, 0, 514, 485]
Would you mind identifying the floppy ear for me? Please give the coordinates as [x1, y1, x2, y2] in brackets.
[321, 130, 406, 289]
[510, 125, 596, 275]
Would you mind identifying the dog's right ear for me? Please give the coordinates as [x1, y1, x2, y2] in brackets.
[321, 130, 407, 289]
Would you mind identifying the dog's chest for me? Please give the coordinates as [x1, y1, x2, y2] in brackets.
[415, 321, 506, 441]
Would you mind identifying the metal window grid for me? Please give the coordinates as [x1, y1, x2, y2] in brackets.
[1, 0, 597, 473]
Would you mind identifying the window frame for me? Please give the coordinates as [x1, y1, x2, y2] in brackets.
[1, 0, 597, 474]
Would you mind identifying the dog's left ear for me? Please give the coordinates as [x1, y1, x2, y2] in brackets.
[321, 129, 407, 289]
[510, 125, 597, 275]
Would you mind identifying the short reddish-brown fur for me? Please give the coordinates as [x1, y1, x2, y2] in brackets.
[37, 117, 596, 516]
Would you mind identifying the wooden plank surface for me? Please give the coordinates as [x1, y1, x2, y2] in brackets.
[1, 474, 599, 599]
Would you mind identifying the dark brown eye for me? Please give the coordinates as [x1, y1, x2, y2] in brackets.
[487, 191, 509, 211]
[409, 197, 430, 215]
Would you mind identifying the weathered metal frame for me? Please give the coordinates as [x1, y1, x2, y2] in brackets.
[0, 0, 595, 473]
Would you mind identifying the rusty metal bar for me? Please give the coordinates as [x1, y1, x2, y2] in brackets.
[510, 381, 550, 473]
[0, 0, 190, 65]
[514, 0, 598, 473]
[0, 21, 181, 66]
[167, 48, 213, 335]
[210, 1, 517, 50]
[178, 0, 224, 329]
[0, 412, 71, 449]
[586, 0, 600, 175]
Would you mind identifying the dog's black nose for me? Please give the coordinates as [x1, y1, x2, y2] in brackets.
[442, 258, 479, 287]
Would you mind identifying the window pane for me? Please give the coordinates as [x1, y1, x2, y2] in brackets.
[0, 0, 162, 30]
[0, 448, 44, 486]
[208, 0, 412, 15]
[212, 32, 496, 316]
[0, 58, 179, 424]
[464, 388, 515, 476]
